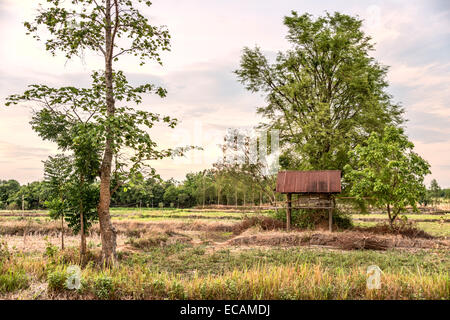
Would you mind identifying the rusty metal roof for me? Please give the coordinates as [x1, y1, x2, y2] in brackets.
[276, 170, 341, 194]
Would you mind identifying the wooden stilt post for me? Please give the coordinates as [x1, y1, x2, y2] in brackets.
[286, 193, 292, 232]
[328, 196, 333, 232]
[328, 208, 332, 232]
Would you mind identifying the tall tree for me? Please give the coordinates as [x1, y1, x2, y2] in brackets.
[7, 0, 183, 264]
[235, 11, 404, 171]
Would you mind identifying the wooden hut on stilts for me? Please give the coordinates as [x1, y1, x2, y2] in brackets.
[275, 170, 341, 232]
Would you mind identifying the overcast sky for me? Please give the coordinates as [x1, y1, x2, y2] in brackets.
[0, 0, 449, 187]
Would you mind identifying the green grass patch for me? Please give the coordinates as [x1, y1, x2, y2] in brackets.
[0, 270, 30, 293]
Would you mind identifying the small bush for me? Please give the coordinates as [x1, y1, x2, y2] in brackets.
[271, 208, 353, 230]
[0, 270, 29, 293]
[47, 270, 67, 292]
[0, 239, 10, 261]
[45, 240, 59, 258]
[94, 275, 114, 299]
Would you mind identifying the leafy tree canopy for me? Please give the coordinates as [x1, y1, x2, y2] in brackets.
[344, 126, 431, 226]
[235, 11, 404, 171]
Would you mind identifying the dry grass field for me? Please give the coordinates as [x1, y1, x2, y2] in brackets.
[0, 208, 448, 300]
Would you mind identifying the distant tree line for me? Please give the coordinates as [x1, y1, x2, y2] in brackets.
[1, 174, 448, 212]
[0, 167, 279, 211]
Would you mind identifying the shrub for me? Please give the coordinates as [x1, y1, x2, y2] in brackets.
[0, 239, 10, 261]
[45, 240, 59, 259]
[94, 275, 114, 299]
[47, 270, 67, 292]
[0, 270, 29, 293]
[271, 208, 353, 230]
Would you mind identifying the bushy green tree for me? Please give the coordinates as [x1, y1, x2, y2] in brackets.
[235, 11, 403, 171]
[13, 181, 48, 210]
[41, 125, 101, 264]
[429, 179, 442, 206]
[344, 126, 431, 227]
[43, 154, 73, 249]
[0, 180, 20, 209]
[163, 185, 179, 208]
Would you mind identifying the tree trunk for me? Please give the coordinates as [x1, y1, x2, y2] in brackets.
[286, 193, 292, 232]
[61, 214, 64, 250]
[97, 0, 117, 265]
[79, 176, 86, 266]
[202, 176, 205, 209]
[387, 203, 394, 228]
[80, 202, 86, 266]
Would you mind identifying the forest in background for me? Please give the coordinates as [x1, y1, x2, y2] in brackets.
[1, 174, 448, 211]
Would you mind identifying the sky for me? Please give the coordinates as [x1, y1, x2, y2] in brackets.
[0, 0, 449, 187]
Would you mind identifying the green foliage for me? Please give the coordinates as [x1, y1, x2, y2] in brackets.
[45, 240, 59, 259]
[45, 198, 66, 223]
[3, 180, 49, 210]
[43, 150, 99, 236]
[0, 180, 20, 209]
[94, 275, 114, 299]
[235, 11, 403, 171]
[0, 239, 10, 261]
[6, 1, 193, 191]
[64, 180, 99, 235]
[430, 179, 441, 198]
[169, 280, 186, 299]
[43, 155, 73, 198]
[6, 0, 197, 261]
[22, 0, 170, 64]
[47, 270, 67, 292]
[344, 126, 431, 225]
[163, 185, 179, 207]
[272, 208, 352, 230]
[429, 179, 443, 206]
[0, 270, 29, 293]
